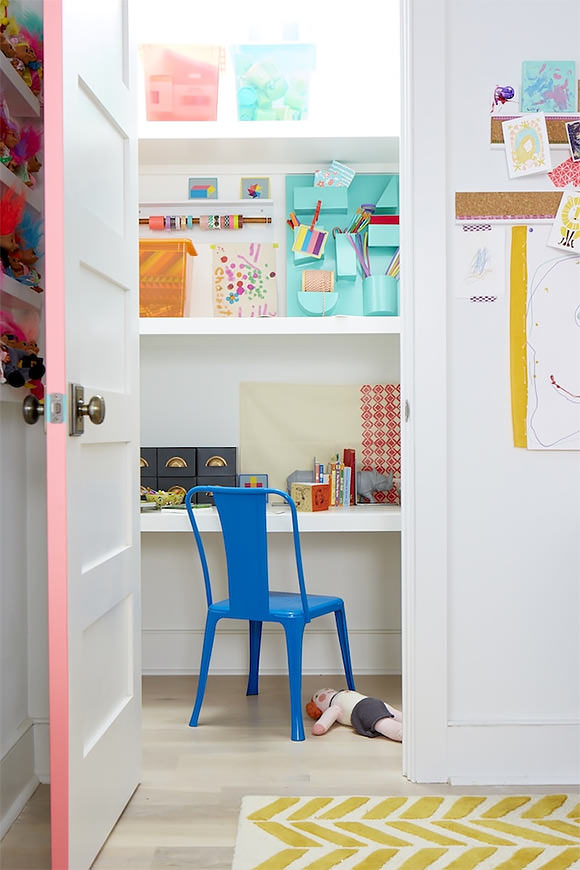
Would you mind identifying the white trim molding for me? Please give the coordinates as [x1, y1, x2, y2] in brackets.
[400, 0, 449, 783]
[142, 628, 402, 676]
[448, 723, 580, 785]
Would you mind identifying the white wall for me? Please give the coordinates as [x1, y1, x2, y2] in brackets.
[408, 0, 580, 783]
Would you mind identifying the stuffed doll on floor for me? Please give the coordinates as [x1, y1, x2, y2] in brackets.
[306, 688, 403, 742]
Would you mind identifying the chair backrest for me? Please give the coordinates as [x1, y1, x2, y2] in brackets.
[185, 486, 311, 622]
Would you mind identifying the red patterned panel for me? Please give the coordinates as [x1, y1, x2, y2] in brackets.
[360, 383, 401, 504]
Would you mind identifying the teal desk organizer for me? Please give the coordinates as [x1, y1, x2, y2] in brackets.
[286, 173, 400, 317]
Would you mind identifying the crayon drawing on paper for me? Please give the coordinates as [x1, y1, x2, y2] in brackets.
[452, 226, 506, 298]
[503, 114, 552, 178]
[212, 242, 278, 317]
[510, 225, 580, 450]
[521, 60, 576, 113]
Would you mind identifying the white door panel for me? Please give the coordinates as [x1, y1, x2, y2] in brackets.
[45, 1, 141, 867]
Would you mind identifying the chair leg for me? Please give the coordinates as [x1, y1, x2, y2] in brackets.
[246, 620, 263, 696]
[334, 606, 355, 690]
[283, 620, 306, 741]
[190, 610, 220, 727]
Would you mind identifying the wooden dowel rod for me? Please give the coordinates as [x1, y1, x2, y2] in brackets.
[138, 216, 272, 225]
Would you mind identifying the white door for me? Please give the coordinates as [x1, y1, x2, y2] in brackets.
[43, 1, 141, 867]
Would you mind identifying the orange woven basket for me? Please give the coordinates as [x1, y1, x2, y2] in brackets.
[139, 238, 197, 317]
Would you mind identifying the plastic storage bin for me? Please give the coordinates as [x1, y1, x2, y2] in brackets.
[139, 239, 197, 317]
[232, 44, 315, 121]
[140, 45, 222, 121]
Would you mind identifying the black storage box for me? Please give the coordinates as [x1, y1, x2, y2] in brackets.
[196, 447, 237, 477]
[157, 477, 195, 500]
[157, 447, 197, 477]
[140, 448, 157, 478]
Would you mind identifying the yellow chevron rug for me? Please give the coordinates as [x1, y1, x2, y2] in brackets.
[232, 794, 580, 870]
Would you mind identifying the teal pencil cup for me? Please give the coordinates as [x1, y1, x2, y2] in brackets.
[362, 275, 399, 316]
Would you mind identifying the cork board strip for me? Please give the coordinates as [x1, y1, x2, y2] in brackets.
[490, 114, 580, 144]
[456, 191, 562, 222]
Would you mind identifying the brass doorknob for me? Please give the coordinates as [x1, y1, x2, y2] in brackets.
[22, 395, 44, 425]
[79, 395, 106, 425]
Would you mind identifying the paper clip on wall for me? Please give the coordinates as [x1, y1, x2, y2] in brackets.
[139, 239, 197, 318]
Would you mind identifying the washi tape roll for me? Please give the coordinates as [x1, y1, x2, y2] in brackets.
[149, 215, 164, 231]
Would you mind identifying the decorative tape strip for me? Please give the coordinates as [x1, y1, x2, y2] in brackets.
[462, 224, 492, 232]
[470, 296, 498, 303]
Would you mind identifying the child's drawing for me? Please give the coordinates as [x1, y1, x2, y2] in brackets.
[503, 114, 552, 178]
[523, 225, 580, 449]
[212, 242, 278, 317]
[452, 225, 506, 298]
[547, 188, 580, 253]
[521, 61, 576, 113]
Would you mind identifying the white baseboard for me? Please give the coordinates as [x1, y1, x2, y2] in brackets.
[0, 723, 38, 839]
[142, 628, 402, 675]
[448, 722, 580, 785]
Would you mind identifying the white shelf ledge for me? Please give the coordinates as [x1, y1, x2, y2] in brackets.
[0, 383, 27, 404]
[1, 273, 43, 309]
[139, 315, 401, 336]
[141, 503, 401, 533]
[139, 135, 399, 168]
[0, 54, 41, 117]
[140, 199, 273, 209]
[0, 162, 43, 212]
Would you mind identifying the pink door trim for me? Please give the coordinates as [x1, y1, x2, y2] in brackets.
[43, 1, 69, 866]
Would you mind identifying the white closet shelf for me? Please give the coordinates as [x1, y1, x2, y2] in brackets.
[0, 162, 43, 212]
[140, 199, 273, 209]
[0, 54, 41, 117]
[139, 316, 401, 336]
[141, 503, 401, 534]
[138, 135, 399, 167]
[1, 273, 43, 309]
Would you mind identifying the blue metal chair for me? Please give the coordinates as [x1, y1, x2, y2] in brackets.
[185, 485, 356, 741]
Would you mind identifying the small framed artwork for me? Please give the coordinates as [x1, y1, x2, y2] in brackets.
[188, 177, 218, 199]
[238, 473, 269, 490]
[241, 177, 270, 199]
[566, 120, 580, 162]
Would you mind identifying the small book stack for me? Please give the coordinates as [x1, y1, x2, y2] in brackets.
[313, 448, 356, 507]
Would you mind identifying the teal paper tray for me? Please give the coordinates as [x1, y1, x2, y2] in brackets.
[285, 173, 399, 317]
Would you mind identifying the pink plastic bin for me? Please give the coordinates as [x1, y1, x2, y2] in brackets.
[140, 45, 222, 121]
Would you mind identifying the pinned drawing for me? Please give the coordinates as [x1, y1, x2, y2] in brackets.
[503, 114, 552, 178]
[547, 188, 580, 253]
[521, 61, 576, 113]
[510, 225, 580, 450]
[452, 225, 506, 298]
[565, 120, 580, 161]
[212, 242, 278, 317]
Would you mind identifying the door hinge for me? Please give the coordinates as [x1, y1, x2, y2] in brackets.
[404, 400, 410, 422]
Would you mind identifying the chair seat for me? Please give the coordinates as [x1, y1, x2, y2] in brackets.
[210, 591, 345, 621]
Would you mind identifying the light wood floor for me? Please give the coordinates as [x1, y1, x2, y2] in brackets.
[1, 674, 574, 869]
